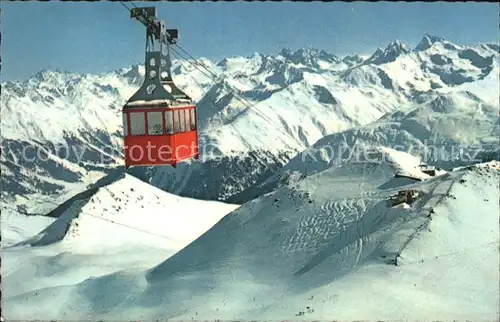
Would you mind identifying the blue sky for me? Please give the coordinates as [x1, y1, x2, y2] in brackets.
[2, 1, 498, 81]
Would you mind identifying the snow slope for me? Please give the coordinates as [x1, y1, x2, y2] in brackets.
[1, 173, 239, 305]
[1, 212, 56, 247]
[229, 88, 499, 203]
[3, 154, 498, 320]
[2, 34, 498, 210]
[13, 174, 239, 250]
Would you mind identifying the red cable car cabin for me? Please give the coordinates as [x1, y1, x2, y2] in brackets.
[122, 100, 199, 168]
[122, 6, 200, 169]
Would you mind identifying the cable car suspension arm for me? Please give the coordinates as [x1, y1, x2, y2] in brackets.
[130, 7, 179, 48]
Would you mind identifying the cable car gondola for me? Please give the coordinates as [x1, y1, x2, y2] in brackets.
[122, 7, 199, 169]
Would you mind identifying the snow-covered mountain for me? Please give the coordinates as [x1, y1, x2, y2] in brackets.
[1, 34, 499, 213]
[12, 174, 238, 248]
[229, 88, 499, 203]
[1, 173, 239, 316]
[3, 150, 499, 320]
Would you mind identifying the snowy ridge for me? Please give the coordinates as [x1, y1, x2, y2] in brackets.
[12, 174, 238, 250]
[2, 174, 238, 301]
[2, 34, 499, 210]
[3, 156, 498, 320]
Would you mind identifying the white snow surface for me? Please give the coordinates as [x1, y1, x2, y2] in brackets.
[3, 157, 499, 320]
[1, 212, 56, 247]
[1, 175, 239, 305]
[13, 174, 239, 250]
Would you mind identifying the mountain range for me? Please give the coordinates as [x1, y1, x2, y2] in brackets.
[1, 33, 498, 213]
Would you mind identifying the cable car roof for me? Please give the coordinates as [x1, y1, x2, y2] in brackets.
[124, 99, 194, 108]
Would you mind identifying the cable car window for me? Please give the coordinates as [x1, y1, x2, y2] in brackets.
[173, 110, 180, 133]
[129, 112, 146, 136]
[122, 113, 128, 136]
[179, 108, 186, 132]
[184, 109, 190, 131]
[165, 110, 174, 134]
[147, 111, 163, 135]
[190, 108, 196, 130]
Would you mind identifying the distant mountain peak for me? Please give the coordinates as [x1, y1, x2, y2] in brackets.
[414, 33, 446, 51]
[278, 47, 341, 65]
[386, 40, 410, 53]
[32, 69, 59, 80]
[342, 54, 364, 65]
[279, 48, 293, 57]
[364, 40, 410, 65]
[215, 57, 230, 67]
